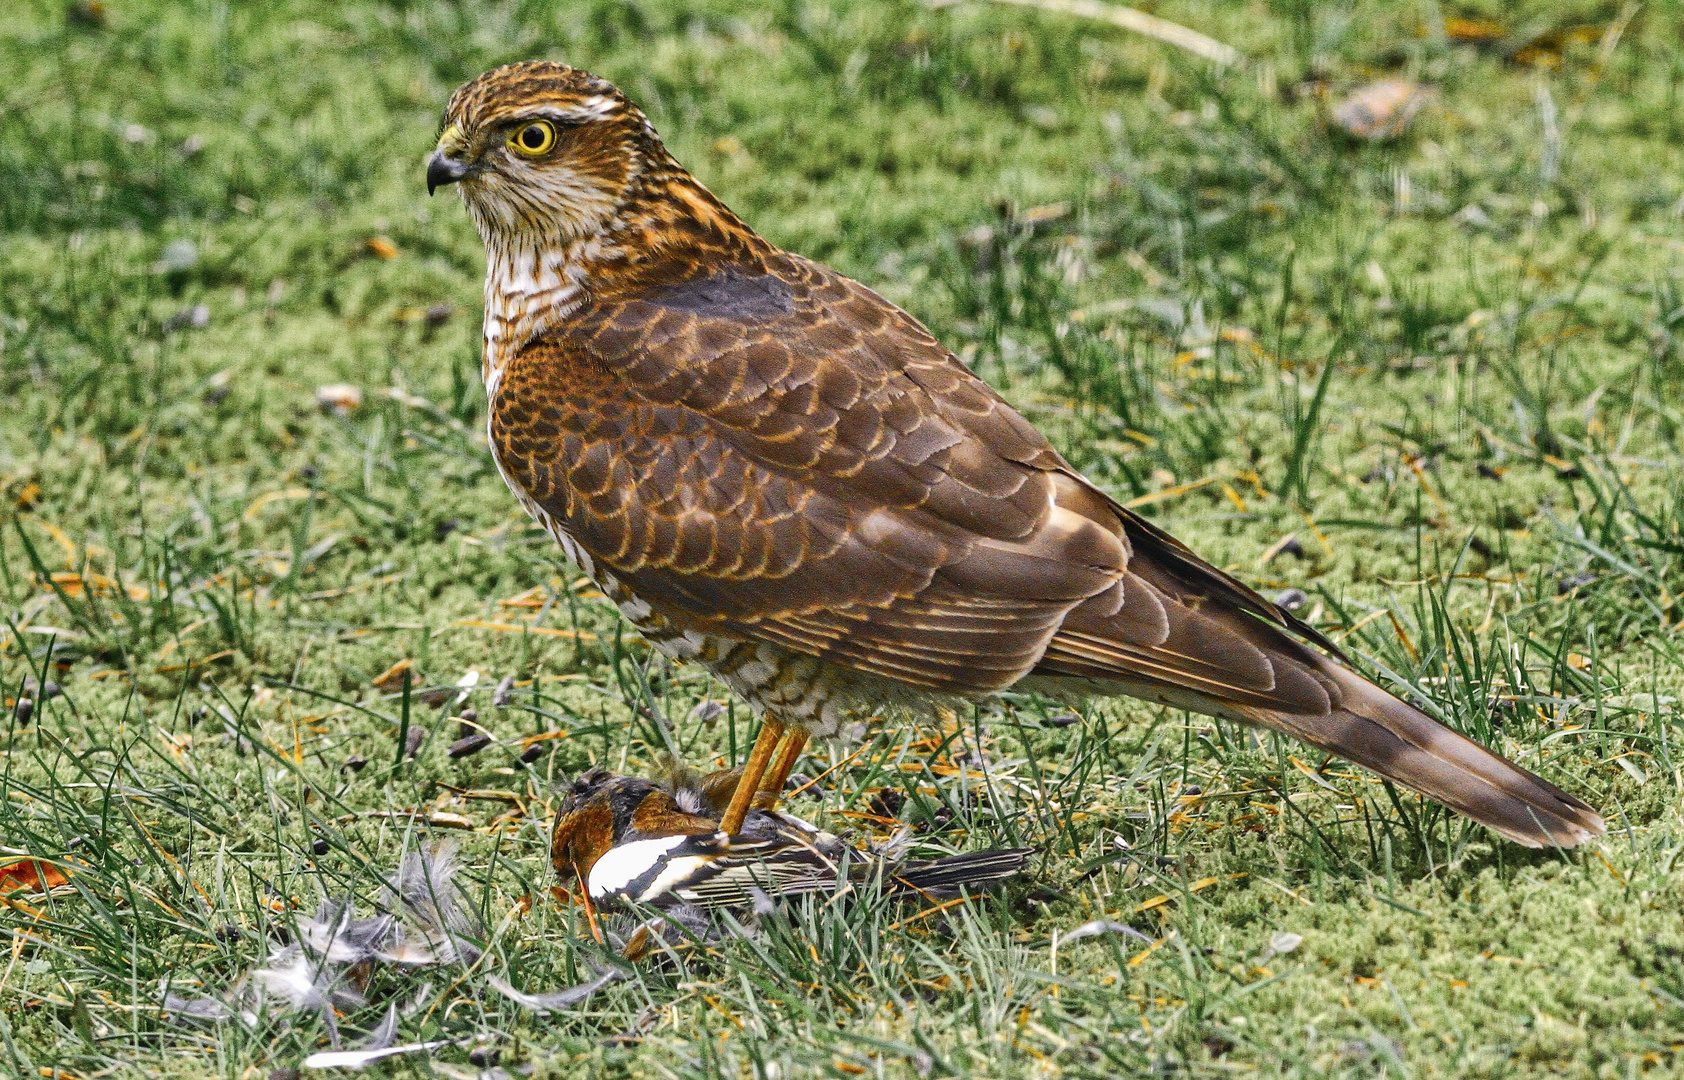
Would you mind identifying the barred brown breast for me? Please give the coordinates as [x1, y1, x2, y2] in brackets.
[428, 61, 1603, 849]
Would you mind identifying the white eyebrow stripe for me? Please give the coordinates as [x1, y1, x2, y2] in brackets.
[543, 95, 619, 123]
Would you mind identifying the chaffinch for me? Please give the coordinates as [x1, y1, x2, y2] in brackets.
[550, 765, 1032, 914]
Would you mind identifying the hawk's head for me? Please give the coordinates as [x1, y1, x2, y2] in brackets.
[428, 61, 654, 243]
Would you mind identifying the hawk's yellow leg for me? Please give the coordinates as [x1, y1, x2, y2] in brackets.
[754, 729, 810, 810]
[720, 716, 784, 835]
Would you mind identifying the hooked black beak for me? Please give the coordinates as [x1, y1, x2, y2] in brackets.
[426, 151, 470, 195]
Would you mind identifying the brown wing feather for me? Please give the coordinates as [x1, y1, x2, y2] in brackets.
[494, 254, 1119, 693]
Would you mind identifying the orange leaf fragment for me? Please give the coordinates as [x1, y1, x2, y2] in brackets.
[1443, 17, 1503, 44]
[0, 858, 71, 894]
[1332, 80, 1431, 141]
[372, 658, 417, 692]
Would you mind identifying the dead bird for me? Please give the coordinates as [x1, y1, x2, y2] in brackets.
[550, 766, 1032, 913]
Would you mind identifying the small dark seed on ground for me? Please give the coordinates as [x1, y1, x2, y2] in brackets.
[1203, 1034, 1236, 1058]
[1275, 588, 1309, 611]
[269, 1068, 299, 1080]
[1181, 785, 1203, 796]
[1558, 571, 1596, 594]
[214, 924, 242, 942]
[66, 1, 109, 30]
[1476, 462, 1503, 480]
[13, 699, 32, 725]
[1045, 712, 1081, 728]
[404, 726, 425, 758]
[867, 788, 906, 820]
[449, 732, 492, 759]
[468, 1047, 499, 1067]
[312, 838, 328, 856]
[519, 743, 545, 764]
[493, 674, 515, 706]
[343, 754, 367, 772]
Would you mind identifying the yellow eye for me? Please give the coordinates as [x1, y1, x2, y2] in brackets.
[508, 120, 557, 157]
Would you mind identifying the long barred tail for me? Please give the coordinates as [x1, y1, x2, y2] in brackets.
[1242, 663, 1604, 849]
[891, 848, 1035, 894]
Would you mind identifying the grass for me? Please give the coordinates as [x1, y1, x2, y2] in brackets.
[3, 0, 1684, 1074]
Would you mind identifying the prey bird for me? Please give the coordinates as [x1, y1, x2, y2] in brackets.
[428, 61, 1603, 849]
[550, 766, 1033, 913]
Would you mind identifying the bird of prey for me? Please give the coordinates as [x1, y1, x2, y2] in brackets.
[427, 61, 1603, 850]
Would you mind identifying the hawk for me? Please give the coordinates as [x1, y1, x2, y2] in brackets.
[428, 62, 1602, 849]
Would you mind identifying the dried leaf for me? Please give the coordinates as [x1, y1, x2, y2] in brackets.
[1443, 17, 1504, 43]
[0, 858, 71, 895]
[316, 384, 364, 416]
[1332, 80, 1431, 140]
[372, 659, 417, 693]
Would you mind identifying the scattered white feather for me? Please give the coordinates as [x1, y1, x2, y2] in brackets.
[182, 839, 482, 1057]
[1057, 920, 1152, 946]
[384, 840, 483, 965]
[160, 992, 233, 1023]
[302, 1041, 450, 1070]
[486, 970, 625, 1013]
[360, 1002, 399, 1052]
[299, 900, 394, 964]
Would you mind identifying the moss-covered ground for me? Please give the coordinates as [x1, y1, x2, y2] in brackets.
[4, 0, 1684, 1075]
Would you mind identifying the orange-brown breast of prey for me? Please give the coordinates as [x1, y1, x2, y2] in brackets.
[550, 786, 716, 887]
